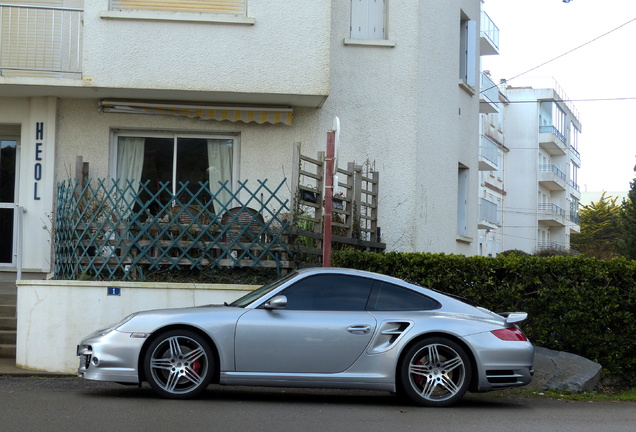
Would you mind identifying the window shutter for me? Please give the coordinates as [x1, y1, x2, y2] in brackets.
[367, 0, 385, 39]
[111, 0, 246, 15]
[350, 0, 385, 39]
[466, 20, 477, 87]
[350, 0, 368, 39]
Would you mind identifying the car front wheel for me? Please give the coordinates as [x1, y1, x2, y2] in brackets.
[399, 337, 471, 407]
[144, 329, 214, 399]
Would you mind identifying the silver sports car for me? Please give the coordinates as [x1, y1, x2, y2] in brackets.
[77, 267, 534, 407]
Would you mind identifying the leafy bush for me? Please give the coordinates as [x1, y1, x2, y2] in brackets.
[332, 250, 636, 381]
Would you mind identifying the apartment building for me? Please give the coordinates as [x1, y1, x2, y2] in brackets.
[500, 82, 582, 253]
[0, 0, 491, 279]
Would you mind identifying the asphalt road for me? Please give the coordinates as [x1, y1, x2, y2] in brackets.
[0, 377, 634, 432]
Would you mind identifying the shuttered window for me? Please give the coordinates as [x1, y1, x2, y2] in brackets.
[111, 0, 247, 15]
[350, 0, 386, 39]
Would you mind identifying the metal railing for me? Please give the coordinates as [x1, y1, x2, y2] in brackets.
[570, 180, 580, 192]
[539, 125, 566, 144]
[480, 134, 499, 167]
[568, 212, 581, 225]
[539, 164, 566, 180]
[537, 241, 565, 250]
[480, 11, 499, 51]
[479, 198, 500, 226]
[0, 4, 83, 75]
[538, 203, 566, 217]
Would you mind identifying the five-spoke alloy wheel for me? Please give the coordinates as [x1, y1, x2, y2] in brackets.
[399, 337, 471, 407]
[144, 329, 214, 399]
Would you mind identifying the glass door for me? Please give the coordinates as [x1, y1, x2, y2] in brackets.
[0, 139, 17, 265]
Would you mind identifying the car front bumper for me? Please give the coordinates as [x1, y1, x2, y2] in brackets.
[77, 330, 146, 384]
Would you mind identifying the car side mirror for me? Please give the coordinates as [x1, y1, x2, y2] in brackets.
[263, 295, 287, 310]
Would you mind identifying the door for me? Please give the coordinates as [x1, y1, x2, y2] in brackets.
[0, 139, 18, 265]
[234, 273, 377, 373]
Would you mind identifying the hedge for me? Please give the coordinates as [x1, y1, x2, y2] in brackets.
[332, 250, 636, 381]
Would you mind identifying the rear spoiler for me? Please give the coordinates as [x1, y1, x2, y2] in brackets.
[498, 312, 528, 324]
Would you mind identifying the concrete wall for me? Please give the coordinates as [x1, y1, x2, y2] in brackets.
[16, 280, 256, 373]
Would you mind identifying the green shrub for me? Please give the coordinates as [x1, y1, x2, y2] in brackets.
[332, 250, 636, 381]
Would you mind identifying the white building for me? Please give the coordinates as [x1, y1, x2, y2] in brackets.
[500, 82, 582, 253]
[0, 0, 492, 281]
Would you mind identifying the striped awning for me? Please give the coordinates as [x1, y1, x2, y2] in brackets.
[99, 100, 293, 126]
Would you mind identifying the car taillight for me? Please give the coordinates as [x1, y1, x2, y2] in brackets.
[491, 327, 528, 341]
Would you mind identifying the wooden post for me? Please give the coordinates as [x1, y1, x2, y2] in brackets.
[323, 131, 335, 267]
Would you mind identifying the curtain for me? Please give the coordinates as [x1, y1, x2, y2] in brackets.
[207, 139, 233, 211]
[116, 137, 145, 216]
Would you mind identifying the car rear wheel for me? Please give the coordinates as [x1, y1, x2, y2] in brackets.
[399, 337, 471, 407]
[144, 329, 214, 399]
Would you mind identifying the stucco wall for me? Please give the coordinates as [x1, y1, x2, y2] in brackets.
[82, 1, 330, 98]
[16, 280, 256, 373]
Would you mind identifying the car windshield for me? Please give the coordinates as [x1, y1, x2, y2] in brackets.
[228, 272, 298, 307]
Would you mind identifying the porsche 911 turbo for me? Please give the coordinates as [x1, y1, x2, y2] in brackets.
[77, 267, 534, 407]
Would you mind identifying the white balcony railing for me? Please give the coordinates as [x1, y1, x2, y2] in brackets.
[480, 11, 499, 55]
[0, 4, 83, 76]
[479, 198, 500, 226]
[479, 134, 499, 171]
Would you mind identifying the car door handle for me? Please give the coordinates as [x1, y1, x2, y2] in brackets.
[347, 325, 371, 335]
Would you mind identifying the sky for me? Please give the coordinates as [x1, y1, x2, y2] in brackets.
[482, 0, 636, 193]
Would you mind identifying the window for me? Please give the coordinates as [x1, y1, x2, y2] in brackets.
[115, 132, 237, 212]
[459, 16, 477, 87]
[539, 101, 567, 142]
[280, 274, 374, 311]
[369, 282, 441, 311]
[350, 0, 386, 39]
[110, 0, 247, 16]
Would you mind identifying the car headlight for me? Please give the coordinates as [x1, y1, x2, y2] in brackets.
[94, 313, 138, 336]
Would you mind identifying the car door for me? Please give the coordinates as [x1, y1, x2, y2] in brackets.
[234, 274, 377, 374]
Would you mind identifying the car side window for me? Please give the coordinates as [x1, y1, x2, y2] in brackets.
[370, 282, 441, 311]
[280, 274, 374, 311]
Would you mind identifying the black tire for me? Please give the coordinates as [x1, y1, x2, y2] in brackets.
[399, 337, 472, 407]
[143, 329, 214, 399]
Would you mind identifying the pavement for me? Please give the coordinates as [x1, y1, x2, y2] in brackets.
[0, 357, 72, 377]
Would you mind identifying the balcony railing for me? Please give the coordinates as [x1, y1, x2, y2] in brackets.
[539, 164, 566, 180]
[479, 198, 500, 226]
[538, 203, 566, 217]
[480, 11, 499, 55]
[479, 72, 499, 113]
[479, 134, 499, 171]
[539, 125, 566, 144]
[537, 241, 565, 251]
[0, 4, 83, 76]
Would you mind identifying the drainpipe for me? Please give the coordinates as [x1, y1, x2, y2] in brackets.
[16, 205, 24, 281]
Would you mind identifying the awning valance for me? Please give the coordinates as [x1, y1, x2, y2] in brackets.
[99, 100, 293, 126]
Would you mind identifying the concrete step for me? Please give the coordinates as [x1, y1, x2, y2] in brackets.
[0, 343, 16, 359]
[0, 317, 16, 331]
[0, 330, 16, 345]
[0, 304, 16, 318]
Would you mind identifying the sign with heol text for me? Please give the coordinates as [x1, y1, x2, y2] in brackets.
[107, 287, 121, 296]
[34, 122, 44, 200]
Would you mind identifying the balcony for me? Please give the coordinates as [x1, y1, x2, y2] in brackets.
[479, 134, 499, 171]
[478, 198, 500, 229]
[538, 203, 566, 226]
[539, 125, 567, 155]
[480, 11, 499, 56]
[538, 164, 567, 191]
[0, 4, 83, 78]
[479, 72, 500, 114]
[536, 241, 565, 251]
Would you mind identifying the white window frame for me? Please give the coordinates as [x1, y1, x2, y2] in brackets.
[110, 130, 240, 197]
